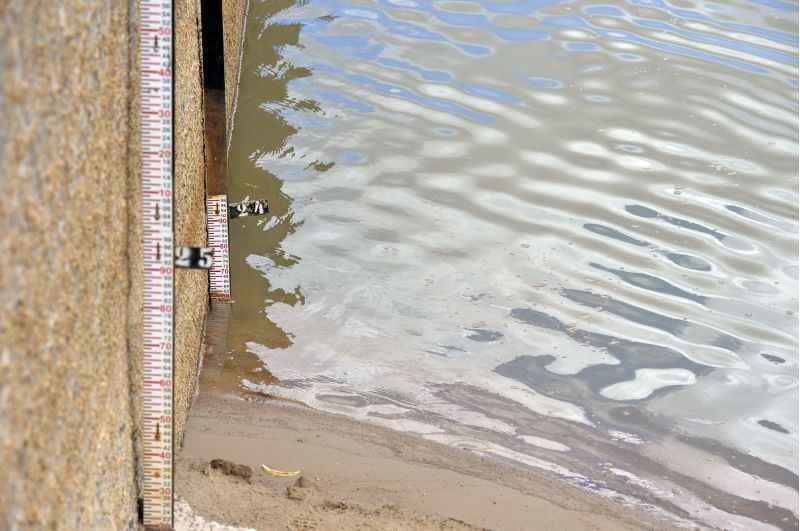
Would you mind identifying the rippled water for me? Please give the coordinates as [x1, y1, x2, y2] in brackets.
[222, 0, 798, 528]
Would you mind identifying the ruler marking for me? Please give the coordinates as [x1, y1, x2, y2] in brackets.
[140, 0, 174, 527]
[207, 196, 231, 301]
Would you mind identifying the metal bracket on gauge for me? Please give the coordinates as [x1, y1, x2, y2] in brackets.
[174, 246, 213, 269]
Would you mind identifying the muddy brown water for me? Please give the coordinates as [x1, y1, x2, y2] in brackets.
[217, 0, 798, 528]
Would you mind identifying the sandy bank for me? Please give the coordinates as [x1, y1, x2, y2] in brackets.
[176, 390, 674, 530]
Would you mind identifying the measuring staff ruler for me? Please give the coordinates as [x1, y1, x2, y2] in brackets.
[140, 0, 175, 527]
[207, 195, 231, 301]
[206, 197, 271, 301]
[206, 197, 270, 300]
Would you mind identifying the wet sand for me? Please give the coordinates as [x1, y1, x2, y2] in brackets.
[177, 392, 676, 531]
[176, 304, 677, 529]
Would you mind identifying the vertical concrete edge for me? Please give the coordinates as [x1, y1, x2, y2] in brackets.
[223, 0, 251, 156]
[127, 0, 145, 511]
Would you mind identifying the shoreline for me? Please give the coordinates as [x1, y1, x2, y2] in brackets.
[176, 390, 678, 530]
[181, 295, 799, 531]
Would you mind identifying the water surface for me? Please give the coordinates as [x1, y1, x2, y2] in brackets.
[223, 0, 798, 528]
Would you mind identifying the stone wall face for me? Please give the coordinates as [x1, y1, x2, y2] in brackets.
[0, 2, 139, 528]
[0, 0, 212, 527]
[223, 0, 249, 146]
[173, 0, 209, 449]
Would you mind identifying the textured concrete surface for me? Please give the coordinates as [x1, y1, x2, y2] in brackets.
[0, 3, 139, 528]
[173, 0, 210, 448]
[0, 0, 210, 527]
[223, 0, 249, 147]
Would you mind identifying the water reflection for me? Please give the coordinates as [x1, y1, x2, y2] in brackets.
[224, 0, 315, 383]
[222, 0, 798, 528]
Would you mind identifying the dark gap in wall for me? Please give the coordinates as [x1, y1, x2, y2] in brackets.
[201, 0, 225, 90]
[201, 0, 228, 197]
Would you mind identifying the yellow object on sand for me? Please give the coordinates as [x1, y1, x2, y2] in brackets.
[260, 464, 301, 477]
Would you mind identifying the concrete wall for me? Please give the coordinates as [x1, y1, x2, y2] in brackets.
[0, 3, 138, 527]
[223, 0, 249, 146]
[0, 0, 217, 527]
[173, 0, 210, 449]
